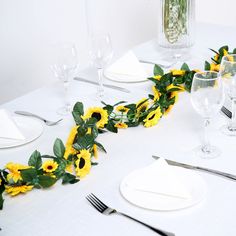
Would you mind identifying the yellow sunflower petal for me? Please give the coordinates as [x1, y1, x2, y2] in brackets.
[143, 107, 162, 128]
[115, 123, 128, 129]
[42, 160, 58, 173]
[5, 185, 33, 196]
[171, 69, 185, 76]
[83, 107, 108, 128]
[75, 149, 91, 178]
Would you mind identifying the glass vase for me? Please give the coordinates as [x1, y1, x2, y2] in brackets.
[158, 0, 195, 51]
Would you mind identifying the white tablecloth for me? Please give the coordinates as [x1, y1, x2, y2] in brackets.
[1, 23, 236, 236]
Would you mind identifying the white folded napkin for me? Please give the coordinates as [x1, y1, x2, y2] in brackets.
[105, 51, 149, 82]
[125, 157, 191, 199]
[0, 109, 25, 140]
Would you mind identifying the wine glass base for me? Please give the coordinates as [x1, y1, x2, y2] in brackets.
[220, 125, 236, 136]
[57, 106, 71, 116]
[194, 145, 221, 159]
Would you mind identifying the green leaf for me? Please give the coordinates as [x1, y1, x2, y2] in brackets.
[73, 102, 84, 115]
[91, 127, 99, 139]
[0, 194, 4, 210]
[38, 175, 57, 188]
[86, 117, 97, 127]
[74, 134, 94, 150]
[154, 64, 164, 76]
[20, 168, 38, 183]
[106, 120, 118, 133]
[28, 150, 42, 170]
[124, 104, 136, 111]
[72, 111, 83, 125]
[233, 48, 236, 54]
[204, 61, 211, 70]
[62, 173, 79, 184]
[219, 45, 228, 55]
[94, 141, 107, 153]
[53, 138, 65, 158]
[103, 105, 113, 115]
[113, 101, 127, 107]
[181, 63, 190, 71]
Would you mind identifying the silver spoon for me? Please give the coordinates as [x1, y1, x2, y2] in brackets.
[15, 111, 63, 126]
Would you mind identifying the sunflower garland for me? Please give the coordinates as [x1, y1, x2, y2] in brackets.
[0, 45, 233, 211]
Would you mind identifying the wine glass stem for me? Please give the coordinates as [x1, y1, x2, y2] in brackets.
[63, 80, 70, 113]
[229, 98, 236, 131]
[97, 68, 104, 99]
[202, 118, 211, 153]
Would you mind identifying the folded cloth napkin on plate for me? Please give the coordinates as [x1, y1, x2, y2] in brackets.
[125, 157, 191, 199]
[0, 109, 25, 140]
[104, 51, 149, 82]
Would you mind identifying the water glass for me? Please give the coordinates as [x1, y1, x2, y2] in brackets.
[191, 71, 225, 158]
[219, 54, 236, 136]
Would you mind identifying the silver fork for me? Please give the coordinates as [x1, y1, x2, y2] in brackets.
[15, 111, 63, 126]
[86, 193, 175, 236]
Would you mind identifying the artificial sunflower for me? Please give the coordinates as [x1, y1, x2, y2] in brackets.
[115, 122, 128, 129]
[5, 185, 33, 196]
[152, 86, 160, 102]
[65, 126, 78, 147]
[171, 69, 185, 76]
[136, 98, 149, 114]
[116, 105, 129, 113]
[42, 160, 58, 173]
[143, 107, 162, 128]
[83, 107, 108, 128]
[75, 149, 91, 178]
[210, 63, 220, 72]
[93, 144, 98, 159]
[153, 75, 161, 80]
[5, 162, 30, 183]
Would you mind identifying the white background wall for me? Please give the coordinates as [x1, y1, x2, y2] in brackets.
[0, 0, 236, 104]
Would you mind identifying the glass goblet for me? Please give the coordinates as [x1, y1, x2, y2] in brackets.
[219, 54, 236, 136]
[51, 43, 78, 115]
[191, 71, 225, 159]
[89, 33, 113, 101]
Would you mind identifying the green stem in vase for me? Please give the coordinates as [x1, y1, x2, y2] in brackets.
[163, 0, 188, 44]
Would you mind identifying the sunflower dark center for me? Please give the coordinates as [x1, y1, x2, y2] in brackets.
[148, 114, 155, 120]
[91, 112, 102, 121]
[140, 106, 147, 113]
[47, 165, 53, 170]
[79, 158, 86, 169]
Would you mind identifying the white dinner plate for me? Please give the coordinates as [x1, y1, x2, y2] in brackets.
[120, 166, 207, 211]
[0, 116, 44, 149]
[104, 63, 154, 83]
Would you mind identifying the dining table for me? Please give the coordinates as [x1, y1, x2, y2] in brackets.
[1, 23, 236, 236]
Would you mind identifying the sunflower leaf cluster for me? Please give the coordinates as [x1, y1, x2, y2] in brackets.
[205, 45, 236, 72]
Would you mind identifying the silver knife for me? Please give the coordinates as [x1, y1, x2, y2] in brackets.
[152, 155, 236, 181]
[221, 106, 232, 119]
[74, 77, 130, 93]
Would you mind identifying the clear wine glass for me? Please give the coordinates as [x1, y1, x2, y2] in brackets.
[51, 43, 78, 115]
[191, 71, 225, 159]
[89, 32, 113, 101]
[219, 54, 236, 136]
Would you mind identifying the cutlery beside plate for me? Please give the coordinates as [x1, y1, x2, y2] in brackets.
[74, 77, 130, 93]
[152, 155, 236, 181]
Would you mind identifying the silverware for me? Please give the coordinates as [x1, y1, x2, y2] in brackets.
[221, 106, 232, 119]
[152, 155, 236, 181]
[15, 111, 63, 126]
[86, 193, 175, 236]
[139, 60, 176, 69]
[74, 77, 130, 93]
